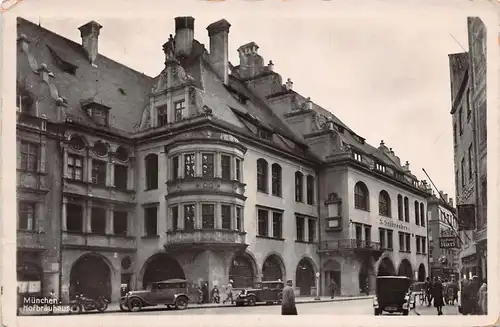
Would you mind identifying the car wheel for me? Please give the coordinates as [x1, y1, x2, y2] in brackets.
[97, 299, 107, 313]
[175, 297, 188, 310]
[235, 302, 244, 307]
[70, 303, 82, 314]
[128, 298, 143, 312]
[402, 310, 409, 316]
[247, 297, 256, 306]
[119, 301, 129, 312]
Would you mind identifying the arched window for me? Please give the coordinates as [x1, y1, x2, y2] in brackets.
[271, 164, 282, 197]
[404, 197, 409, 222]
[414, 200, 420, 225]
[378, 191, 391, 217]
[420, 202, 425, 227]
[145, 154, 158, 190]
[306, 175, 315, 205]
[397, 195, 403, 221]
[257, 159, 268, 193]
[69, 135, 86, 151]
[354, 182, 369, 211]
[93, 141, 109, 157]
[295, 171, 304, 202]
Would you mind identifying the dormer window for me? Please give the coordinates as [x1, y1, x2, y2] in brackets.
[157, 105, 168, 127]
[92, 108, 107, 126]
[81, 100, 111, 127]
[258, 129, 272, 140]
[174, 100, 186, 122]
[394, 172, 404, 180]
[353, 152, 363, 163]
[16, 87, 34, 114]
[375, 163, 386, 173]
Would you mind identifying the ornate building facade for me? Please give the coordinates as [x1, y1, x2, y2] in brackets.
[16, 16, 431, 302]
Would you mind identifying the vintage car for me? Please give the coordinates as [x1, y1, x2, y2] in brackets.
[119, 279, 191, 312]
[235, 281, 284, 306]
[373, 276, 414, 316]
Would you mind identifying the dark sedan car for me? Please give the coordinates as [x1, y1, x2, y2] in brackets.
[373, 276, 414, 315]
[235, 281, 284, 306]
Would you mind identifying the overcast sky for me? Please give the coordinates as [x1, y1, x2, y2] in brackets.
[15, 0, 498, 200]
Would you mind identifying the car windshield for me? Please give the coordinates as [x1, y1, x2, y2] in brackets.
[376, 278, 410, 299]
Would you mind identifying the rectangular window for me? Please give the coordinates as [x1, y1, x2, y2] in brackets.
[171, 206, 178, 231]
[184, 154, 195, 178]
[422, 237, 427, 254]
[257, 209, 268, 237]
[18, 201, 36, 230]
[271, 166, 282, 197]
[66, 203, 83, 232]
[183, 204, 195, 231]
[295, 174, 303, 202]
[387, 230, 393, 250]
[399, 232, 404, 252]
[405, 233, 411, 252]
[308, 219, 316, 243]
[67, 154, 83, 180]
[20, 141, 39, 172]
[221, 205, 232, 230]
[92, 109, 108, 126]
[113, 211, 128, 236]
[114, 164, 128, 190]
[468, 144, 473, 179]
[306, 177, 314, 205]
[202, 153, 214, 178]
[221, 155, 231, 180]
[157, 105, 168, 126]
[461, 157, 465, 187]
[235, 159, 242, 182]
[272, 212, 283, 239]
[172, 156, 179, 180]
[202, 204, 215, 229]
[296, 216, 305, 241]
[91, 207, 106, 234]
[174, 100, 186, 122]
[92, 159, 107, 185]
[379, 228, 385, 249]
[364, 226, 371, 244]
[236, 207, 242, 232]
[416, 236, 421, 253]
[144, 206, 158, 236]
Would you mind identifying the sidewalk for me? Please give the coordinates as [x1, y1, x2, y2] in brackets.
[19, 295, 373, 316]
[413, 303, 460, 316]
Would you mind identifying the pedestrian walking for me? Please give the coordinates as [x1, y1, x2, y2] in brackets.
[223, 279, 234, 304]
[328, 279, 337, 299]
[202, 282, 209, 304]
[425, 277, 433, 306]
[477, 278, 487, 315]
[431, 277, 444, 315]
[281, 279, 298, 315]
[466, 276, 481, 315]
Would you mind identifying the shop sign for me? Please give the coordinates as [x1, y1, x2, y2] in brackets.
[378, 218, 410, 231]
[439, 236, 459, 249]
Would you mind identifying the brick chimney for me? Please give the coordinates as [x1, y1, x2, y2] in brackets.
[237, 42, 264, 79]
[78, 21, 102, 65]
[207, 19, 231, 84]
[174, 16, 195, 58]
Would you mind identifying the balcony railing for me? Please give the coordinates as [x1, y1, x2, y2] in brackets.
[165, 229, 247, 249]
[319, 239, 382, 252]
[62, 231, 136, 250]
[17, 230, 45, 250]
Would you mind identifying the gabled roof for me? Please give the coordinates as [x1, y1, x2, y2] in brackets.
[17, 18, 154, 135]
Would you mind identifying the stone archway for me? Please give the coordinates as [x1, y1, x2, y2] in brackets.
[17, 261, 43, 296]
[323, 260, 341, 296]
[141, 253, 185, 288]
[296, 257, 315, 296]
[397, 259, 413, 280]
[359, 259, 374, 295]
[262, 254, 285, 281]
[70, 253, 112, 301]
[377, 257, 396, 276]
[229, 253, 257, 288]
[418, 264, 426, 282]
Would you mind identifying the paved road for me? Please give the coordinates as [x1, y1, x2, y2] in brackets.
[110, 299, 435, 315]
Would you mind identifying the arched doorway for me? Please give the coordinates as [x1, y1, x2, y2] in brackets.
[229, 254, 256, 288]
[377, 257, 396, 276]
[262, 254, 284, 281]
[418, 264, 426, 282]
[359, 259, 373, 295]
[397, 259, 413, 280]
[70, 254, 112, 300]
[323, 260, 341, 296]
[17, 261, 42, 297]
[296, 258, 315, 296]
[142, 254, 185, 288]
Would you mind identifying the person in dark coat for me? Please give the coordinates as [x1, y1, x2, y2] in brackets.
[425, 277, 433, 306]
[201, 282, 209, 304]
[328, 280, 337, 299]
[431, 277, 444, 315]
[281, 280, 298, 315]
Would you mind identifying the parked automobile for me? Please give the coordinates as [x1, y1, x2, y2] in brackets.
[69, 294, 108, 313]
[119, 279, 191, 312]
[235, 281, 284, 306]
[373, 276, 413, 316]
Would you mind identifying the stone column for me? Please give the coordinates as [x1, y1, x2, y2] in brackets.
[39, 141, 47, 173]
[268, 211, 273, 237]
[87, 154, 93, 183]
[179, 204, 185, 230]
[62, 147, 68, 178]
[179, 154, 185, 179]
[215, 203, 221, 229]
[62, 198, 67, 231]
[215, 151, 221, 178]
[109, 160, 115, 187]
[107, 205, 114, 235]
[128, 160, 134, 190]
[195, 152, 202, 177]
[86, 200, 93, 233]
[184, 87, 190, 116]
[304, 218, 309, 242]
[195, 203, 201, 229]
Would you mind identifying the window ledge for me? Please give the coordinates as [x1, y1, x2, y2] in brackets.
[17, 229, 45, 234]
[257, 190, 269, 195]
[354, 207, 370, 212]
[17, 169, 48, 176]
[256, 235, 284, 241]
[144, 188, 159, 192]
[141, 235, 159, 239]
[295, 240, 316, 244]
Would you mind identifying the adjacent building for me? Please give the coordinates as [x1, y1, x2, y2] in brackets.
[448, 17, 487, 282]
[16, 16, 431, 303]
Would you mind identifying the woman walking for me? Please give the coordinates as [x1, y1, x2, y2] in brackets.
[431, 277, 445, 315]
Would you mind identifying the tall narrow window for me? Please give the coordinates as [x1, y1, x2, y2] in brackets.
[403, 197, 409, 222]
[296, 216, 305, 241]
[256, 159, 268, 193]
[399, 232, 404, 252]
[92, 159, 107, 186]
[364, 226, 371, 244]
[397, 195, 403, 221]
[468, 144, 473, 179]
[184, 153, 195, 178]
[271, 164, 282, 197]
[221, 155, 231, 180]
[171, 156, 179, 180]
[420, 203, 425, 227]
[257, 209, 268, 236]
[184, 204, 195, 231]
[221, 205, 232, 230]
[145, 154, 158, 190]
[171, 206, 178, 231]
[354, 182, 369, 210]
[66, 203, 83, 232]
[91, 207, 106, 234]
[414, 200, 420, 225]
[378, 191, 391, 217]
[67, 154, 83, 180]
[114, 164, 128, 190]
[157, 105, 168, 126]
[416, 236, 421, 253]
[405, 233, 411, 252]
[113, 211, 128, 236]
[18, 202, 36, 230]
[308, 219, 316, 242]
[202, 204, 215, 229]
[422, 237, 427, 254]
[387, 230, 393, 250]
[272, 212, 283, 239]
[379, 228, 386, 249]
[306, 175, 315, 205]
[144, 206, 158, 236]
[236, 207, 242, 232]
[235, 158, 242, 182]
[202, 153, 214, 178]
[20, 141, 39, 172]
[295, 171, 304, 202]
[461, 157, 465, 187]
[174, 100, 186, 122]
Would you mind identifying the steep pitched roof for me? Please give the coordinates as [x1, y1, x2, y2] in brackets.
[17, 18, 154, 135]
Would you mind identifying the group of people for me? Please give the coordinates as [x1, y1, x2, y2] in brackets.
[423, 275, 487, 315]
[196, 280, 235, 304]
